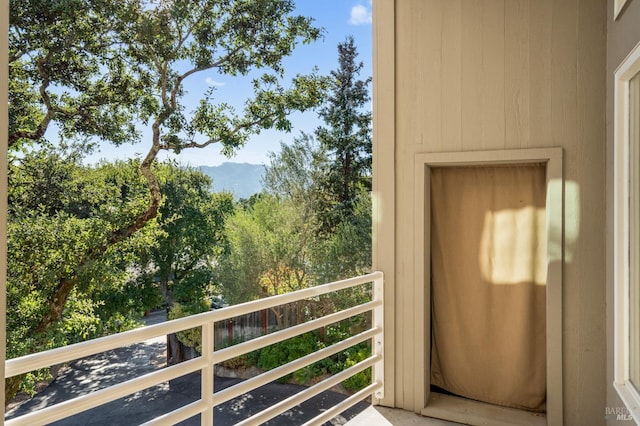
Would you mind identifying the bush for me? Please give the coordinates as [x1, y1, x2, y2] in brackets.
[220, 354, 253, 370]
[167, 300, 210, 353]
[341, 347, 372, 391]
[210, 321, 373, 391]
[256, 331, 324, 383]
[249, 326, 372, 391]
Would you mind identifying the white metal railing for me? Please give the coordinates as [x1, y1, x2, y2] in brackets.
[5, 271, 384, 426]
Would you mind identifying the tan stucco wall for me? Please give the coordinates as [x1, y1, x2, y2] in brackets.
[606, 1, 640, 425]
[374, 0, 608, 424]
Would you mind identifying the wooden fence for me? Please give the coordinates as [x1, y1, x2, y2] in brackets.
[214, 301, 307, 348]
[167, 295, 363, 364]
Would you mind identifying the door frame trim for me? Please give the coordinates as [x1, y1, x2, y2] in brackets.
[414, 147, 564, 426]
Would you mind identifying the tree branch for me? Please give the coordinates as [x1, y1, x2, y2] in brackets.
[8, 54, 56, 148]
[34, 277, 76, 335]
[159, 100, 295, 152]
[107, 130, 162, 247]
[169, 46, 244, 110]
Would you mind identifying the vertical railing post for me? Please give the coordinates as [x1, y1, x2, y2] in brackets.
[201, 322, 214, 425]
[373, 272, 384, 401]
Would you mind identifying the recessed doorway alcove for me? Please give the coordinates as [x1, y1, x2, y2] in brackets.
[413, 148, 564, 426]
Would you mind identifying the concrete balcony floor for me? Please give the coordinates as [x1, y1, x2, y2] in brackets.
[347, 406, 464, 426]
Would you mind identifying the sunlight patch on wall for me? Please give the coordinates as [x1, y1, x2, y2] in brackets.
[547, 179, 579, 264]
[479, 206, 547, 285]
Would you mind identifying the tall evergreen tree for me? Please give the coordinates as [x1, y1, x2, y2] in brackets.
[315, 36, 371, 233]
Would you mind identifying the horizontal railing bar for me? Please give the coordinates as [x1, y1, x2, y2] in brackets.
[213, 300, 380, 364]
[303, 381, 383, 426]
[6, 272, 381, 378]
[214, 327, 381, 406]
[236, 354, 381, 426]
[6, 321, 185, 378]
[141, 400, 207, 426]
[214, 271, 381, 321]
[5, 358, 208, 426]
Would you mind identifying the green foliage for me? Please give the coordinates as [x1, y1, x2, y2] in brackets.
[7, 0, 330, 404]
[313, 187, 372, 284]
[136, 163, 235, 308]
[260, 39, 372, 287]
[6, 153, 224, 398]
[10, 0, 327, 152]
[167, 301, 210, 353]
[324, 324, 372, 391]
[263, 133, 326, 218]
[6, 154, 157, 363]
[9, 0, 146, 149]
[215, 206, 267, 303]
[57, 294, 103, 344]
[248, 326, 371, 390]
[219, 353, 255, 370]
[216, 194, 315, 304]
[99, 312, 144, 336]
[341, 349, 372, 391]
[256, 332, 323, 383]
[315, 36, 372, 234]
[211, 37, 374, 394]
[21, 370, 53, 398]
[94, 273, 163, 322]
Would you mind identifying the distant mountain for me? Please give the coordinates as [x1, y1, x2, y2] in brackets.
[198, 162, 265, 199]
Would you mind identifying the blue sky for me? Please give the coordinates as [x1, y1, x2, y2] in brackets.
[83, 0, 373, 167]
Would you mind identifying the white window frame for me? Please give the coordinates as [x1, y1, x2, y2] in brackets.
[614, 40, 640, 422]
[614, 0, 631, 20]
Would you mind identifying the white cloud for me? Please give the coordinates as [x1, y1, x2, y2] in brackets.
[205, 77, 225, 87]
[349, 3, 372, 26]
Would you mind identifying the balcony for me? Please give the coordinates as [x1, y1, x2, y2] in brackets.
[5, 273, 393, 425]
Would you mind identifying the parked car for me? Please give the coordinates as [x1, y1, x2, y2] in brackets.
[210, 295, 227, 310]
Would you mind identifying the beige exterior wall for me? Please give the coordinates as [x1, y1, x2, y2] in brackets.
[606, 0, 640, 425]
[373, 0, 608, 424]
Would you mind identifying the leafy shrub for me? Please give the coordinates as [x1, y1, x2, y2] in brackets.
[220, 354, 253, 369]
[21, 369, 53, 397]
[256, 331, 324, 382]
[167, 301, 210, 353]
[99, 311, 142, 335]
[247, 325, 373, 391]
[341, 346, 372, 391]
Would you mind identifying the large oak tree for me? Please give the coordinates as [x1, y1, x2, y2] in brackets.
[7, 0, 325, 402]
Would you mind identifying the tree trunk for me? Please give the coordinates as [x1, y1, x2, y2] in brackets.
[270, 306, 283, 329]
[5, 375, 24, 406]
[167, 333, 196, 365]
[159, 279, 172, 306]
[4, 277, 77, 404]
[34, 277, 76, 335]
[5, 142, 163, 406]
